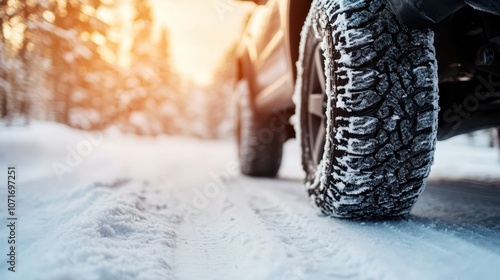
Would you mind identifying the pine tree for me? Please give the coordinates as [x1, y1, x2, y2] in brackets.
[118, 0, 176, 135]
[47, 0, 116, 125]
[0, 0, 50, 124]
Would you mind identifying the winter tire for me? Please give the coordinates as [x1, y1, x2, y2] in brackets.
[296, 0, 439, 218]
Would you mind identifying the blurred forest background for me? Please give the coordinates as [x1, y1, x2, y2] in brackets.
[0, 0, 238, 138]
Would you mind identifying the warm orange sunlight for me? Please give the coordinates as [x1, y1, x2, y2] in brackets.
[4, 0, 252, 84]
[150, 0, 252, 85]
[0, 0, 252, 135]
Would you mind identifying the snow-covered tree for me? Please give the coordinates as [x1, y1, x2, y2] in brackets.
[110, 0, 185, 136]
[0, 0, 51, 124]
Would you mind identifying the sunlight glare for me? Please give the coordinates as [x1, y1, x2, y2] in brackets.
[42, 10, 56, 23]
[149, 0, 252, 85]
[91, 32, 106, 46]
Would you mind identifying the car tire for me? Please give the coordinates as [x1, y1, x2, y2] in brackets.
[295, 0, 439, 218]
[237, 82, 286, 177]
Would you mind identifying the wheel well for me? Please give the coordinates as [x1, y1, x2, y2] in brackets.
[433, 7, 500, 139]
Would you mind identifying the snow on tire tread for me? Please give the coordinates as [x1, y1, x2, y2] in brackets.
[299, 0, 439, 218]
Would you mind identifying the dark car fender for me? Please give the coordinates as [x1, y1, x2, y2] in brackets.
[388, 0, 500, 27]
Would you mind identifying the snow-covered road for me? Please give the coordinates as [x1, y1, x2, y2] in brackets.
[1, 122, 499, 280]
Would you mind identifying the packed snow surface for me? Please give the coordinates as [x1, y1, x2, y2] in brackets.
[0, 122, 499, 280]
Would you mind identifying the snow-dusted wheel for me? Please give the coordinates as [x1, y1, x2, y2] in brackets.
[296, 0, 439, 218]
[237, 84, 285, 177]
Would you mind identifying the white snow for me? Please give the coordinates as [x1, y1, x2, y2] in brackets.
[431, 132, 500, 180]
[0, 122, 499, 280]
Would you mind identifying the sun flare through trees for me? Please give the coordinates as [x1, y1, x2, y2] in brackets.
[0, 0, 239, 137]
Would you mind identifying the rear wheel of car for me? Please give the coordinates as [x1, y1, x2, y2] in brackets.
[237, 82, 286, 177]
[296, 0, 439, 218]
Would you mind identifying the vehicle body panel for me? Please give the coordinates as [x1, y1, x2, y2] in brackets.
[237, 0, 296, 113]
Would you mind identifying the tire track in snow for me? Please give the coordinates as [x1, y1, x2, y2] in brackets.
[245, 191, 360, 279]
[245, 182, 390, 280]
[174, 191, 239, 280]
[173, 177, 357, 280]
[173, 175, 500, 280]
[248, 181, 500, 280]
[173, 186, 283, 280]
